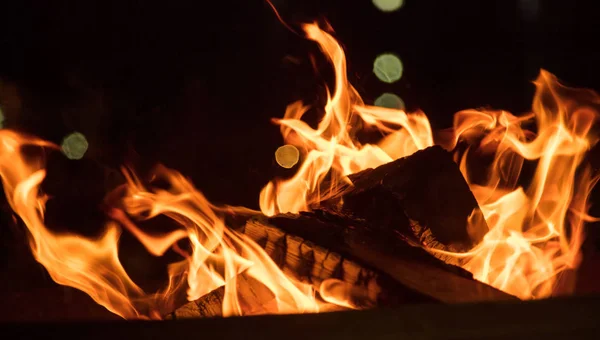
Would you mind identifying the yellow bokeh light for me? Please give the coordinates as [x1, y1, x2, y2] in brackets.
[275, 144, 300, 169]
[373, 53, 403, 83]
[374, 93, 405, 110]
[373, 0, 405, 12]
[61, 132, 89, 160]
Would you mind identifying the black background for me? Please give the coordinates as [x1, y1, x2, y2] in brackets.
[0, 0, 599, 321]
[1, 0, 599, 207]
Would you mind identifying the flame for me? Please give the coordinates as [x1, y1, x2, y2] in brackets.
[0, 130, 347, 318]
[0, 19, 598, 320]
[438, 71, 600, 298]
[259, 24, 599, 299]
[259, 24, 433, 215]
[117, 166, 326, 316]
[0, 131, 161, 319]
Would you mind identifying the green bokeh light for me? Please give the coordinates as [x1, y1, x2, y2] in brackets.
[61, 132, 89, 160]
[374, 93, 405, 110]
[275, 144, 300, 169]
[373, 53, 403, 83]
[0, 106, 4, 129]
[373, 0, 405, 12]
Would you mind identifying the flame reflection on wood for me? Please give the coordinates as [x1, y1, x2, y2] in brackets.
[0, 22, 598, 319]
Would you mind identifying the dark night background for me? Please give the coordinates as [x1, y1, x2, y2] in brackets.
[0, 0, 599, 321]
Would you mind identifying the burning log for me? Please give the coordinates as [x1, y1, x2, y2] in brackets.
[240, 221, 381, 291]
[169, 209, 512, 318]
[167, 219, 410, 319]
[168, 146, 515, 318]
[260, 211, 514, 303]
[318, 145, 489, 253]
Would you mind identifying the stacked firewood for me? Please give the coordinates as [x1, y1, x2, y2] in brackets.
[167, 146, 515, 319]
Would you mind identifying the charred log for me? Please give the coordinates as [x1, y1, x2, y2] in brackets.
[166, 219, 416, 319]
[168, 210, 513, 318]
[318, 145, 488, 252]
[168, 146, 513, 318]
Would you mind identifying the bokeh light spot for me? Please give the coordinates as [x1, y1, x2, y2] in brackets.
[374, 93, 405, 110]
[275, 144, 300, 169]
[61, 132, 89, 160]
[0, 106, 4, 129]
[373, 0, 405, 12]
[373, 53, 403, 83]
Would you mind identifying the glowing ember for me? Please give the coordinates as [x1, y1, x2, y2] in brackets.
[0, 19, 598, 320]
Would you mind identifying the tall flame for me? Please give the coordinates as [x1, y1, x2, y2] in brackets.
[0, 21, 598, 320]
[0, 130, 341, 318]
[259, 24, 433, 215]
[259, 23, 599, 299]
[441, 72, 600, 298]
[0, 131, 161, 319]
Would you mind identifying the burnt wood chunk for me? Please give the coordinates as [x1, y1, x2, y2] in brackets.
[323, 145, 488, 250]
[262, 211, 515, 304]
[168, 146, 511, 318]
[240, 220, 391, 303]
[167, 289, 224, 319]
[167, 219, 404, 319]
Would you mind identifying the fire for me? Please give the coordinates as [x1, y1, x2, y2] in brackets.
[0, 131, 343, 318]
[259, 24, 433, 215]
[259, 24, 599, 299]
[442, 73, 600, 298]
[0, 19, 598, 319]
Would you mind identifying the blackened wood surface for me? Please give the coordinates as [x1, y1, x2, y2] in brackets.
[168, 218, 425, 319]
[263, 211, 515, 304]
[323, 145, 487, 251]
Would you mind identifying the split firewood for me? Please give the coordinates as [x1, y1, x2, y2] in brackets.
[261, 211, 514, 304]
[167, 145, 513, 318]
[317, 145, 489, 257]
[166, 219, 407, 319]
[168, 210, 514, 319]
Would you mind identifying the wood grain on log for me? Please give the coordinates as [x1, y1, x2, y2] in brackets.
[168, 146, 513, 319]
[166, 218, 401, 319]
[318, 145, 488, 252]
[262, 210, 515, 304]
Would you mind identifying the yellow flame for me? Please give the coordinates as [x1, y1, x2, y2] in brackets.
[259, 24, 433, 215]
[0, 131, 162, 319]
[0, 130, 349, 318]
[259, 24, 599, 300]
[0, 21, 598, 321]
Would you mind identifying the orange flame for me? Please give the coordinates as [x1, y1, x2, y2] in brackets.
[259, 24, 433, 215]
[438, 71, 600, 298]
[0, 20, 598, 320]
[0, 130, 349, 318]
[259, 24, 599, 299]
